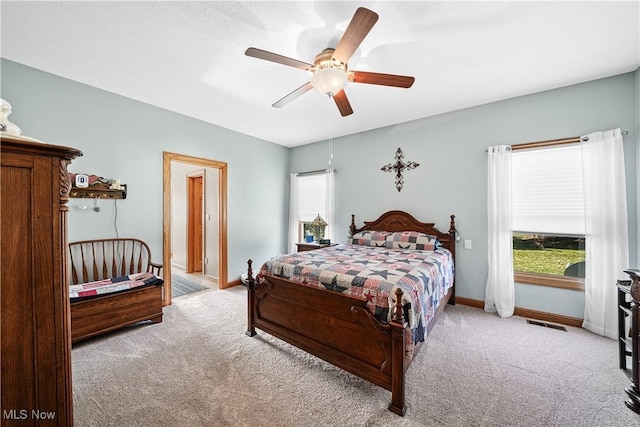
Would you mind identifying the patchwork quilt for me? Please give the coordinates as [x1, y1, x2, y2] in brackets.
[69, 271, 163, 301]
[259, 244, 454, 349]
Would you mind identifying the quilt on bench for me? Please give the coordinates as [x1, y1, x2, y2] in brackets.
[69, 271, 163, 301]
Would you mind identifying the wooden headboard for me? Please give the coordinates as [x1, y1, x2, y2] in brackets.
[349, 210, 457, 259]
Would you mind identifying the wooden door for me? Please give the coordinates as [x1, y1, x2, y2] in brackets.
[187, 175, 203, 273]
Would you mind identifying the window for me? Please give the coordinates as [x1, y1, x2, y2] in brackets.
[289, 170, 334, 253]
[511, 144, 585, 290]
[297, 173, 326, 242]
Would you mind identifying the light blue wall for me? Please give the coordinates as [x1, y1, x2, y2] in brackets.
[0, 59, 290, 283]
[3, 58, 637, 318]
[291, 72, 639, 320]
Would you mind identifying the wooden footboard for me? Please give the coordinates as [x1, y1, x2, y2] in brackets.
[246, 260, 410, 415]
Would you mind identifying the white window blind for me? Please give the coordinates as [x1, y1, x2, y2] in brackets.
[512, 145, 585, 235]
[297, 173, 326, 222]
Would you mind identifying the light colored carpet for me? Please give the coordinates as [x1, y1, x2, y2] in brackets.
[72, 286, 638, 426]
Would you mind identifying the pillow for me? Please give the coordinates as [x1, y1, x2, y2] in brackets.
[385, 231, 440, 251]
[349, 230, 391, 247]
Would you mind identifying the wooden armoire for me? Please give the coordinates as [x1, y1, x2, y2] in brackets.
[1, 135, 82, 426]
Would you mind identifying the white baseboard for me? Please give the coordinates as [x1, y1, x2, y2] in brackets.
[171, 263, 186, 271]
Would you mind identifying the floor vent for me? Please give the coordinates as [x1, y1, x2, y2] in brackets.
[526, 319, 567, 332]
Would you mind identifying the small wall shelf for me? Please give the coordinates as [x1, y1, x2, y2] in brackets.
[70, 185, 127, 199]
[69, 174, 127, 200]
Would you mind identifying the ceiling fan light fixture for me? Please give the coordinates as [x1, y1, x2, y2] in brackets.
[245, 8, 412, 116]
[311, 67, 347, 97]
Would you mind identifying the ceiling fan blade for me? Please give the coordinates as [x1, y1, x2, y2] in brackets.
[350, 70, 415, 88]
[333, 90, 353, 116]
[332, 7, 379, 65]
[245, 47, 313, 71]
[272, 82, 313, 108]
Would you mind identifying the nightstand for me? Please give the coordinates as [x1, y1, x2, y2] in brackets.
[296, 242, 338, 252]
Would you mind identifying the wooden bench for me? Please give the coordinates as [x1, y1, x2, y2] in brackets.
[69, 238, 164, 343]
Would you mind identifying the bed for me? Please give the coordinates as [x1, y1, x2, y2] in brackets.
[245, 210, 456, 415]
[68, 238, 164, 343]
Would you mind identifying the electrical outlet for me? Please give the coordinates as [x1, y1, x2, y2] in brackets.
[464, 239, 472, 249]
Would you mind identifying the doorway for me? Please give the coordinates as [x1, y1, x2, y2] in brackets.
[163, 152, 228, 306]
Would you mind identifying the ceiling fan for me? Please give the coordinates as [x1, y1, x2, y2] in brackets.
[245, 7, 415, 117]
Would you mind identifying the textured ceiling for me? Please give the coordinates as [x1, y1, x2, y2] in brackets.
[1, 1, 639, 147]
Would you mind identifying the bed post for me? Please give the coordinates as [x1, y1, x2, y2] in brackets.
[245, 259, 256, 337]
[388, 287, 407, 416]
[448, 215, 457, 259]
[448, 214, 457, 305]
[349, 214, 356, 237]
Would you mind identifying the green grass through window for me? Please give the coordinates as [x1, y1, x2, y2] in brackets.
[513, 233, 585, 276]
[513, 248, 585, 275]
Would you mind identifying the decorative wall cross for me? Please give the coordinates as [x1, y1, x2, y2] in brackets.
[380, 147, 420, 192]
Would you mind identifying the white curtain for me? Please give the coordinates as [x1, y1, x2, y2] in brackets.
[288, 170, 335, 253]
[485, 145, 515, 318]
[288, 173, 299, 254]
[325, 169, 335, 242]
[581, 128, 629, 339]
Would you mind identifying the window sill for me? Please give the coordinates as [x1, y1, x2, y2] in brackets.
[514, 272, 584, 292]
